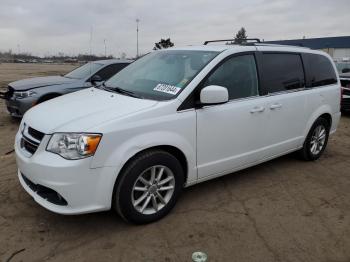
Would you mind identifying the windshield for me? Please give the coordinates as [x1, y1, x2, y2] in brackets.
[104, 50, 219, 100]
[65, 62, 104, 79]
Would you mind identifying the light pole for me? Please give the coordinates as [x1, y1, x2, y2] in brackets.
[136, 18, 140, 58]
[104, 39, 107, 58]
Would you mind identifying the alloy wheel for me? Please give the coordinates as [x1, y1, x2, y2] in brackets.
[310, 125, 326, 155]
[131, 165, 175, 215]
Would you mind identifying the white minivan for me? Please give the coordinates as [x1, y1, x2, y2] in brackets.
[15, 41, 341, 223]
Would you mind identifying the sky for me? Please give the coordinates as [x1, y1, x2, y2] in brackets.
[0, 0, 349, 58]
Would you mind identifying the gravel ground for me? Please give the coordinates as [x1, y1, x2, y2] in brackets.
[0, 63, 350, 262]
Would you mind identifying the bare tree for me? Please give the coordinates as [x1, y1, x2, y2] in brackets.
[153, 38, 174, 50]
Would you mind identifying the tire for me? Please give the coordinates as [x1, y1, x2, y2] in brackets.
[113, 150, 184, 224]
[299, 117, 330, 161]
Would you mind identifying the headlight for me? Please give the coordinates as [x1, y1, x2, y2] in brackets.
[46, 133, 102, 160]
[13, 90, 37, 99]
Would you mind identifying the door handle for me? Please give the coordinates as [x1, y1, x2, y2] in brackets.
[250, 106, 265, 113]
[270, 103, 282, 110]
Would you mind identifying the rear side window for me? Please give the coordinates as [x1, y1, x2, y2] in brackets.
[94, 63, 128, 81]
[303, 54, 337, 87]
[261, 53, 305, 94]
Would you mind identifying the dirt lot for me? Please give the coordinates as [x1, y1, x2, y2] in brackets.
[0, 63, 350, 262]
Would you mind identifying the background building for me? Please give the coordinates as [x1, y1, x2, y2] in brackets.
[265, 36, 350, 61]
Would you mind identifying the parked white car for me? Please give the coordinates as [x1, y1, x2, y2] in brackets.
[15, 41, 341, 223]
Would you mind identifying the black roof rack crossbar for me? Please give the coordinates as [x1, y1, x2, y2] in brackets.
[204, 38, 261, 45]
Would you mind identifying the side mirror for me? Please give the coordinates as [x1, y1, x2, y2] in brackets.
[91, 75, 102, 86]
[342, 68, 350, 73]
[200, 85, 229, 105]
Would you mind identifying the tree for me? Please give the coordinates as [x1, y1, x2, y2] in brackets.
[234, 27, 248, 44]
[153, 38, 174, 50]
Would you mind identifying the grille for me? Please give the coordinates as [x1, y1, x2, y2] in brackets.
[28, 127, 45, 141]
[341, 100, 350, 110]
[20, 125, 45, 156]
[341, 80, 350, 89]
[343, 88, 350, 96]
[21, 136, 39, 154]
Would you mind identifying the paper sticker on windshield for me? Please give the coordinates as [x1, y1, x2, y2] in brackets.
[153, 84, 181, 95]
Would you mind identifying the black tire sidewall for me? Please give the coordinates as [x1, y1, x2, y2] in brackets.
[116, 151, 184, 224]
[304, 118, 330, 160]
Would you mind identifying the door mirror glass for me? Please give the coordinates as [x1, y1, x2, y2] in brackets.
[342, 68, 350, 73]
[91, 75, 102, 86]
[200, 85, 229, 105]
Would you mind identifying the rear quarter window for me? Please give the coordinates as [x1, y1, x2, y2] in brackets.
[303, 53, 337, 87]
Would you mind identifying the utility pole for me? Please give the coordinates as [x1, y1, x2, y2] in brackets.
[104, 39, 107, 58]
[136, 18, 140, 58]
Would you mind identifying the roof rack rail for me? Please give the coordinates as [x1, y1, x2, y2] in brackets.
[203, 38, 261, 45]
[254, 43, 310, 49]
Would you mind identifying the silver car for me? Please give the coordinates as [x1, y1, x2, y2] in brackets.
[1, 59, 131, 117]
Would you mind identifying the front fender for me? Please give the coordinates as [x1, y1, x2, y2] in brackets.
[93, 130, 195, 176]
[90, 130, 197, 207]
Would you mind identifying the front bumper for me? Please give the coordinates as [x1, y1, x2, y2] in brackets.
[15, 131, 117, 215]
[5, 96, 37, 118]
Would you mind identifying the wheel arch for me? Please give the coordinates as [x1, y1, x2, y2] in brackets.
[111, 145, 190, 209]
[319, 113, 332, 128]
[115, 145, 189, 187]
[303, 106, 333, 139]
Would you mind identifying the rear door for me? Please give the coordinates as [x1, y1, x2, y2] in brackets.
[257, 50, 308, 156]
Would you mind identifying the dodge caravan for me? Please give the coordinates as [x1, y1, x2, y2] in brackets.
[15, 40, 341, 224]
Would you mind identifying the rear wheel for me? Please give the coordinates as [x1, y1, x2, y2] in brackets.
[114, 150, 184, 224]
[299, 117, 330, 161]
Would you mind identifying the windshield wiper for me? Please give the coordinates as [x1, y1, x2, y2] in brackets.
[100, 83, 143, 99]
[94, 82, 106, 90]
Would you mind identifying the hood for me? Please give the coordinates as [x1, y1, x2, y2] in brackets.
[23, 88, 158, 133]
[9, 76, 77, 91]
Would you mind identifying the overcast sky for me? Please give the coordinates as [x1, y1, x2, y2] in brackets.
[0, 0, 349, 57]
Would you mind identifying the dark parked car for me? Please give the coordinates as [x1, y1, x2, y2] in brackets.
[340, 72, 350, 112]
[0, 59, 131, 117]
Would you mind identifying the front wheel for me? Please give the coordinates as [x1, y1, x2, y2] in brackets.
[113, 150, 184, 224]
[299, 117, 330, 161]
